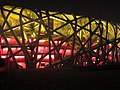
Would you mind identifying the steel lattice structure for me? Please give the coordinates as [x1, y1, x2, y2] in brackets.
[0, 5, 120, 69]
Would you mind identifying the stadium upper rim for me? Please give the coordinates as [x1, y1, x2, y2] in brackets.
[0, 1, 120, 24]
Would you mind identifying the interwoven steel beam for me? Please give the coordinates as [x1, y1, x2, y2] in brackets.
[0, 5, 120, 69]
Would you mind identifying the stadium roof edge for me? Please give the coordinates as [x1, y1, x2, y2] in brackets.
[0, 1, 120, 24]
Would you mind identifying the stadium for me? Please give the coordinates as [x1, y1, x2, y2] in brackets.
[0, 5, 120, 69]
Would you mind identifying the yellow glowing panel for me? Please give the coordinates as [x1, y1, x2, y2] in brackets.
[0, 5, 120, 42]
[3, 5, 13, 11]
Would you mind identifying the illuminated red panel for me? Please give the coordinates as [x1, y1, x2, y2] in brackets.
[11, 48, 17, 53]
[37, 54, 55, 61]
[15, 56, 25, 62]
[1, 55, 7, 58]
[54, 41, 59, 45]
[109, 44, 112, 48]
[1, 48, 8, 54]
[39, 40, 48, 45]
[62, 42, 67, 46]
[42, 55, 55, 61]
[39, 40, 46, 44]
[38, 55, 55, 60]
[59, 49, 76, 56]
[18, 51, 24, 55]
[59, 49, 64, 54]
[50, 40, 60, 46]
[108, 51, 112, 61]
[7, 38, 18, 44]
[51, 47, 56, 54]
[38, 47, 44, 53]
[93, 49, 97, 52]
[16, 48, 24, 54]
[16, 47, 20, 51]
[9, 56, 24, 62]
[37, 55, 42, 59]
[73, 50, 77, 53]
[66, 49, 72, 56]
[109, 51, 112, 55]
[58, 41, 61, 44]
[9, 58, 14, 62]
[33, 39, 36, 41]
[1, 38, 5, 43]
[28, 38, 36, 43]
[108, 56, 112, 61]
[1, 47, 23, 55]
[99, 61, 103, 65]
[38, 47, 49, 53]
[17, 62, 26, 69]
[28, 39, 32, 43]
[92, 43, 96, 46]
[92, 57, 96, 63]
[28, 38, 35, 43]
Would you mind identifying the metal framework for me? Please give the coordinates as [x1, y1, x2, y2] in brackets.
[0, 5, 120, 69]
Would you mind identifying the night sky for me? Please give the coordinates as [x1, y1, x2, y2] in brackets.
[0, 0, 120, 23]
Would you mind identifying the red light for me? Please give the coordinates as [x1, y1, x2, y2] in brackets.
[39, 40, 47, 45]
[1, 38, 5, 43]
[108, 56, 112, 61]
[1, 55, 6, 58]
[73, 50, 77, 53]
[17, 62, 26, 69]
[38, 47, 44, 53]
[99, 61, 103, 65]
[62, 42, 67, 46]
[92, 57, 96, 62]
[59, 49, 64, 54]
[92, 43, 96, 46]
[11, 48, 17, 53]
[66, 49, 72, 56]
[1, 48, 8, 54]
[15, 56, 25, 61]
[37, 55, 42, 59]
[42, 55, 55, 61]
[7, 38, 18, 44]
[50, 41, 59, 46]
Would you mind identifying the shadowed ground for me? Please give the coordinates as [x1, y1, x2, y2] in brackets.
[1, 66, 120, 90]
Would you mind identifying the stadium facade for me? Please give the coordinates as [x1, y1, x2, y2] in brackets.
[0, 5, 120, 69]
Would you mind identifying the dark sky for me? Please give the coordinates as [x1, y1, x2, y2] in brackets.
[1, 0, 120, 23]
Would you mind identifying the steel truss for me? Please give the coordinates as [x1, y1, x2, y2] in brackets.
[0, 5, 120, 69]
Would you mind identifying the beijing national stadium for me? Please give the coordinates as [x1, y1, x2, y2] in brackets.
[0, 5, 120, 69]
